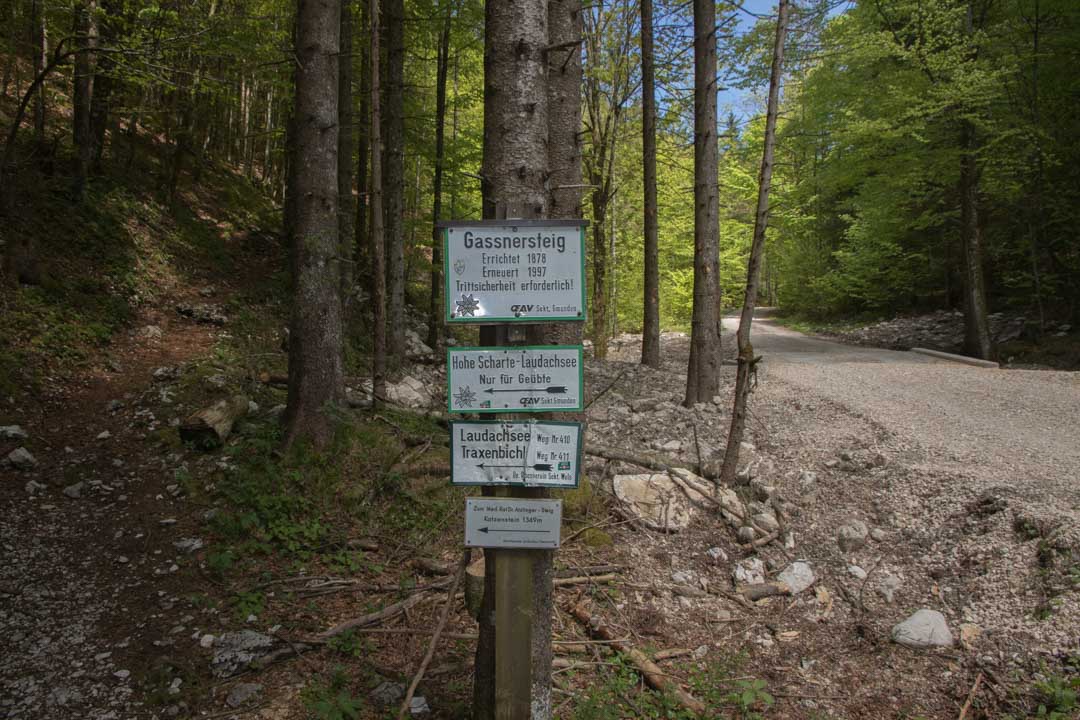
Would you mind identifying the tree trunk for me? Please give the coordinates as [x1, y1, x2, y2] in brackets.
[382, 0, 406, 359]
[474, 2, 551, 714]
[640, 0, 660, 369]
[545, 0, 583, 351]
[283, 0, 345, 450]
[590, 181, 609, 359]
[959, 119, 994, 361]
[355, 0, 371, 302]
[370, 0, 388, 405]
[684, 0, 722, 406]
[72, 0, 97, 202]
[89, 4, 115, 172]
[180, 396, 249, 450]
[31, 0, 46, 147]
[427, 0, 452, 351]
[338, 0, 356, 308]
[718, 0, 789, 487]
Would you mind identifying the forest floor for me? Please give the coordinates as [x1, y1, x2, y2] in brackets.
[3, 246, 1079, 720]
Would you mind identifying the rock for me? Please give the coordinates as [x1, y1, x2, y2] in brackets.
[706, 546, 727, 563]
[97, 430, 112, 440]
[25, 479, 46, 495]
[891, 609, 953, 649]
[659, 439, 682, 453]
[114, 669, 131, 680]
[371, 681, 406, 706]
[777, 561, 815, 594]
[247, 401, 259, 414]
[176, 302, 227, 326]
[387, 376, 431, 408]
[733, 557, 766, 586]
[267, 404, 286, 420]
[959, 623, 982, 649]
[199, 634, 215, 648]
[174, 538, 204, 554]
[671, 570, 694, 585]
[210, 631, 276, 678]
[847, 564, 867, 580]
[798, 470, 817, 484]
[752, 512, 780, 534]
[870, 528, 886, 542]
[612, 473, 694, 532]
[6, 447, 37, 470]
[405, 329, 432, 356]
[750, 478, 775, 501]
[199, 286, 216, 297]
[837, 519, 869, 552]
[153, 366, 180, 382]
[226, 683, 263, 708]
[137, 325, 163, 341]
[206, 374, 227, 389]
[877, 573, 902, 603]
[63, 482, 85, 499]
[409, 696, 431, 715]
[0, 425, 28, 440]
[736, 526, 756, 544]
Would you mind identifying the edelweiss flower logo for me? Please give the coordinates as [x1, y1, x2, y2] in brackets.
[454, 385, 477, 408]
[455, 294, 480, 317]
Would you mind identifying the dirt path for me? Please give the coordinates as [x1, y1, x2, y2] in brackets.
[733, 315, 1080, 507]
[0, 295, 225, 719]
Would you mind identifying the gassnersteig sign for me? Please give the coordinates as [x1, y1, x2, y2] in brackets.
[441, 220, 587, 323]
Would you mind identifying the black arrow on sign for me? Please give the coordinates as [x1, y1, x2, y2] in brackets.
[478, 462, 553, 471]
[484, 386, 568, 395]
[478, 527, 551, 534]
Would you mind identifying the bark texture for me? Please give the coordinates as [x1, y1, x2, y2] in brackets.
[338, 0, 356, 306]
[382, 0, 406, 358]
[427, 2, 452, 351]
[72, 0, 97, 201]
[684, 0, 722, 406]
[959, 120, 994, 361]
[640, 0, 660, 368]
[284, 0, 345, 450]
[369, 0, 387, 403]
[719, 0, 789, 486]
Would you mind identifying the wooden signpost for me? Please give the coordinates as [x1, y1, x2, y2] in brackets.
[440, 219, 586, 719]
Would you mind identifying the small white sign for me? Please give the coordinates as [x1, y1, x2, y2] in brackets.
[447, 346, 583, 414]
[450, 421, 582, 488]
[464, 498, 562, 549]
[443, 221, 586, 323]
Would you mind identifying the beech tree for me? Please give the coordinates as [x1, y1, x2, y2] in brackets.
[639, 0, 660, 368]
[283, 0, 345, 449]
[382, 0, 406, 358]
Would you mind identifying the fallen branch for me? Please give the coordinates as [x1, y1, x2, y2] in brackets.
[311, 588, 439, 642]
[413, 557, 452, 575]
[554, 564, 625, 578]
[554, 574, 616, 587]
[567, 602, 707, 715]
[739, 582, 791, 602]
[397, 552, 468, 720]
[957, 672, 983, 720]
[654, 648, 693, 661]
[179, 395, 249, 450]
[586, 442, 715, 479]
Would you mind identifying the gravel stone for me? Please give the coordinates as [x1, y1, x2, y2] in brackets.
[891, 609, 954, 649]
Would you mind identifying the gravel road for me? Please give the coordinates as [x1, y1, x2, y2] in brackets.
[728, 315, 1080, 510]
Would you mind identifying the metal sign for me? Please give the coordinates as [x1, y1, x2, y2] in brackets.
[449, 420, 582, 488]
[442, 220, 587, 323]
[464, 497, 562, 549]
[447, 345, 583, 414]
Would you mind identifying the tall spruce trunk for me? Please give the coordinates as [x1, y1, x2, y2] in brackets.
[31, 0, 46, 147]
[369, 0, 387, 403]
[959, 119, 994, 360]
[338, 0, 356, 308]
[426, 1, 452, 351]
[382, 0, 406, 358]
[640, 0, 660, 368]
[719, 0, 789, 486]
[684, 0, 722, 406]
[355, 0, 371, 300]
[283, 0, 345, 450]
[72, 0, 96, 201]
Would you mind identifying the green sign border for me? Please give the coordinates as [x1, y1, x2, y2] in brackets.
[441, 221, 588, 324]
[448, 420, 583, 489]
[446, 344, 585, 414]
